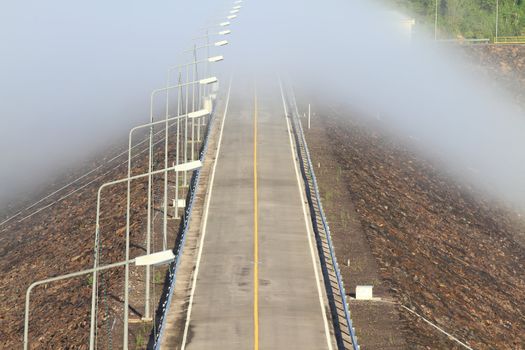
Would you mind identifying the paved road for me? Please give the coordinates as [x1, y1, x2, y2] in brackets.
[175, 79, 334, 349]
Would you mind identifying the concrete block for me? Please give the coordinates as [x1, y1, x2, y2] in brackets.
[355, 285, 373, 300]
[173, 199, 186, 208]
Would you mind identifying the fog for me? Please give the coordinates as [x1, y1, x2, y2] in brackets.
[2, 0, 525, 211]
[0, 0, 224, 204]
[218, 0, 525, 211]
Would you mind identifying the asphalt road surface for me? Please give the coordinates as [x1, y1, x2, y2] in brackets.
[173, 78, 335, 350]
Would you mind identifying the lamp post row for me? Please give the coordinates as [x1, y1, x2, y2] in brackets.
[24, 251, 176, 350]
[23, 2, 242, 348]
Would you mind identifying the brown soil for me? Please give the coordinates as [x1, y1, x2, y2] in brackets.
[305, 107, 525, 349]
[0, 125, 193, 349]
[300, 43, 525, 350]
[462, 45, 525, 106]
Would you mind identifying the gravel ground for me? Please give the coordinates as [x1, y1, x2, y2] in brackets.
[0, 128, 188, 349]
[303, 44, 525, 349]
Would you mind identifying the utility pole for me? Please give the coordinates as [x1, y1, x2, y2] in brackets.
[495, 0, 499, 43]
[434, 0, 439, 40]
[308, 104, 311, 129]
[192, 45, 197, 162]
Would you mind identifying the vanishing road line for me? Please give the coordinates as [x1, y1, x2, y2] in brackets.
[180, 77, 232, 350]
[175, 79, 334, 349]
[253, 87, 259, 350]
[279, 78, 334, 350]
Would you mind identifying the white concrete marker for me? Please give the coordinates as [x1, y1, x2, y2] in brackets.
[356, 285, 374, 300]
[173, 199, 186, 208]
[204, 97, 213, 112]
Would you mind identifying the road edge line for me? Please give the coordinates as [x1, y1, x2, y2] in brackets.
[180, 76, 233, 349]
[279, 77, 334, 350]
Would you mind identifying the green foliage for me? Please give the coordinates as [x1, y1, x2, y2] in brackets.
[135, 332, 145, 347]
[395, 0, 525, 38]
[86, 274, 93, 287]
[154, 270, 163, 284]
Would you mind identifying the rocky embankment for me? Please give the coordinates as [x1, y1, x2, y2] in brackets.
[306, 44, 525, 349]
[463, 45, 525, 105]
[0, 132, 181, 349]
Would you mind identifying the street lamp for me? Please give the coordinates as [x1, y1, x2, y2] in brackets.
[136, 77, 215, 323]
[165, 57, 223, 172]
[91, 160, 204, 350]
[24, 250, 174, 350]
[190, 38, 227, 101]
[164, 56, 223, 211]
[147, 76, 217, 247]
[193, 27, 230, 105]
[167, 56, 224, 109]
[191, 28, 229, 108]
[183, 44, 224, 150]
[194, 31, 231, 41]
[183, 42, 228, 95]
[126, 108, 209, 321]
[213, 40, 229, 47]
[198, 77, 219, 85]
[183, 41, 227, 157]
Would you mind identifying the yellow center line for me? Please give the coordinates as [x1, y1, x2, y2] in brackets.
[253, 88, 259, 350]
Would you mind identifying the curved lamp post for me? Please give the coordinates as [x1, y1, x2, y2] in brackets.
[24, 250, 174, 350]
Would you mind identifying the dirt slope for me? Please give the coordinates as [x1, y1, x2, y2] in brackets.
[0, 130, 183, 349]
[307, 113, 525, 349]
[303, 45, 525, 349]
[463, 45, 525, 105]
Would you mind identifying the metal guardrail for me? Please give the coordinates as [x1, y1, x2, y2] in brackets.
[437, 38, 490, 44]
[495, 36, 525, 44]
[152, 101, 217, 349]
[287, 87, 359, 350]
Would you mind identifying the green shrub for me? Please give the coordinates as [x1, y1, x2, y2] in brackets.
[396, 0, 525, 38]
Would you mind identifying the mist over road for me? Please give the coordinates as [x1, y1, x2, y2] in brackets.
[2, 0, 525, 212]
[0, 0, 223, 205]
